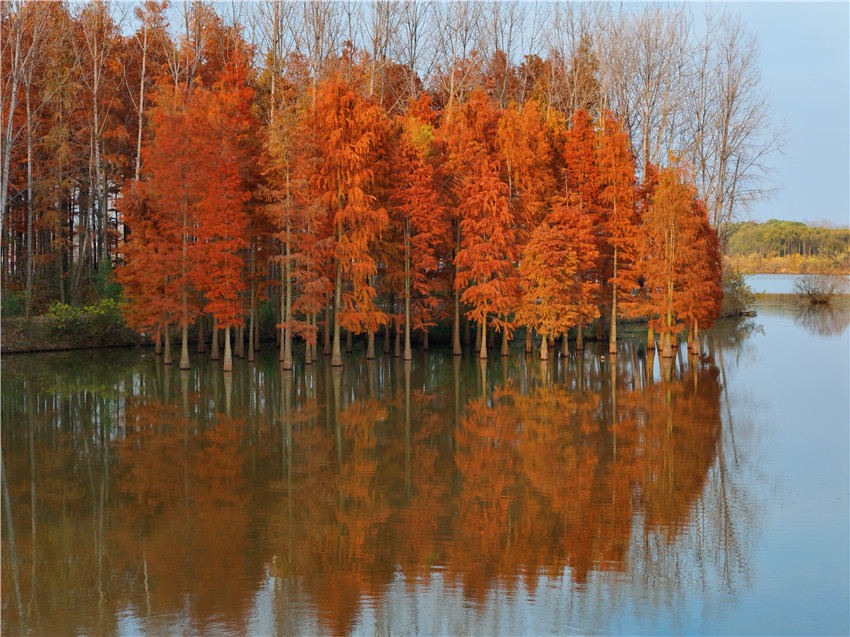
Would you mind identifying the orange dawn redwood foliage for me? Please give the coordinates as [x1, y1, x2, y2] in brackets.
[391, 95, 448, 360]
[119, 51, 258, 371]
[638, 161, 722, 357]
[596, 110, 638, 354]
[191, 54, 260, 371]
[553, 109, 602, 346]
[119, 84, 199, 368]
[454, 158, 519, 359]
[308, 72, 389, 366]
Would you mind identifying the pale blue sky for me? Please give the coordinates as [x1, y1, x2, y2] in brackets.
[730, 1, 849, 227]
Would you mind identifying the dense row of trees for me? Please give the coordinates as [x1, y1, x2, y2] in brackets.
[3, 1, 774, 365]
[726, 220, 850, 260]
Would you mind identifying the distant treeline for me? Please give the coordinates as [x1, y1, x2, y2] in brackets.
[725, 220, 850, 259]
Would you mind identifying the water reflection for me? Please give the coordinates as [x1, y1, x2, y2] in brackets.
[793, 303, 850, 337]
[2, 338, 755, 636]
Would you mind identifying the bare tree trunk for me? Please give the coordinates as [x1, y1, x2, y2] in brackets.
[223, 326, 233, 372]
[210, 321, 220, 360]
[163, 322, 172, 365]
[479, 317, 487, 360]
[452, 289, 462, 355]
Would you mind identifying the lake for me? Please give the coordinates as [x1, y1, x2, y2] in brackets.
[2, 285, 848, 636]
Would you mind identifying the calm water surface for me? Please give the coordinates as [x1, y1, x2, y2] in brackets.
[2, 292, 848, 636]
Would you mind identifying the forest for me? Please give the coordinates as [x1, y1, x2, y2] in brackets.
[724, 220, 850, 273]
[1, 1, 781, 368]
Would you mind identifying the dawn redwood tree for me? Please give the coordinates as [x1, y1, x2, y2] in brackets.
[516, 221, 579, 360]
[558, 109, 602, 349]
[496, 99, 556, 354]
[596, 111, 638, 355]
[454, 158, 519, 360]
[124, 84, 199, 369]
[191, 54, 259, 372]
[439, 89, 502, 356]
[638, 161, 718, 358]
[309, 72, 389, 366]
[391, 96, 447, 361]
[674, 197, 723, 354]
[117, 183, 181, 362]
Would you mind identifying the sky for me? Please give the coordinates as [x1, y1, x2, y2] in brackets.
[727, 1, 849, 227]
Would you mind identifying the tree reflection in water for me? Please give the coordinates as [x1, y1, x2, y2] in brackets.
[793, 302, 850, 337]
[1, 337, 760, 636]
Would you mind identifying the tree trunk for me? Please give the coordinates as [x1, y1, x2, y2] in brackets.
[197, 316, 206, 353]
[452, 289, 462, 356]
[331, 253, 342, 364]
[609, 247, 618, 355]
[180, 323, 189, 370]
[403, 260, 412, 361]
[691, 321, 700, 354]
[366, 329, 375, 359]
[540, 333, 549, 361]
[576, 323, 584, 351]
[562, 332, 569, 357]
[163, 323, 172, 365]
[223, 326, 233, 371]
[661, 330, 673, 359]
[236, 325, 244, 358]
[422, 330, 429, 351]
[305, 315, 312, 366]
[346, 329, 353, 354]
[525, 329, 532, 354]
[24, 87, 33, 318]
[479, 318, 487, 360]
[210, 322, 220, 360]
[501, 327, 509, 356]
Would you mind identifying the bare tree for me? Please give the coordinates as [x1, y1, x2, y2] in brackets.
[687, 11, 784, 233]
[433, 0, 483, 111]
[397, 0, 435, 99]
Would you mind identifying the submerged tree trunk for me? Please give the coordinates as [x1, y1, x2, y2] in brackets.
[223, 326, 233, 371]
[689, 321, 700, 354]
[210, 322, 220, 361]
[366, 329, 375, 359]
[197, 316, 206, 353]
[452, 289, 462, 356]
[235, 325, 245, 359]
[163, 323, 172, 365]
[609, 247, 619, 356]
[180, 323, 189, 370]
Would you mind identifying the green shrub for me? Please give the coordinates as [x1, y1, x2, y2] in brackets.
[721, 269, 760, 315]
[91, 262, 123, 301]
[46, 298, 125, 337]
[1, 290, 25, 318]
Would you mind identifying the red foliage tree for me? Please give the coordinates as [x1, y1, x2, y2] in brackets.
[596, 111, 638, 355]
[308, 72, 390, 366]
